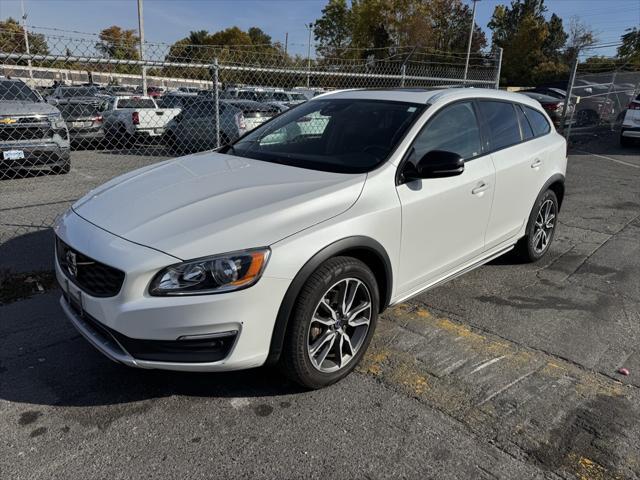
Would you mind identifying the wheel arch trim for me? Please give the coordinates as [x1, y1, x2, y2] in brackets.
[265, 236, 393, 365]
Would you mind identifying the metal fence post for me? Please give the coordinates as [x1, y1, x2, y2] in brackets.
[602, 70, 617, 130]
[400, 64, 406, 87]
[212, 57, 220, 148]
[560, 49, 579, 135]
[494, 48, 503, 90]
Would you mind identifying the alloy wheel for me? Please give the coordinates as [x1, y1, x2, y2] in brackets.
[306, 278, 372, 373]
[532, 199, 556, 254]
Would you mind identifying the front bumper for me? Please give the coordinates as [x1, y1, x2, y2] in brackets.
[621, 127, 640, 138]
[54, 209, 290, 371]
[0, 142, 70, 169]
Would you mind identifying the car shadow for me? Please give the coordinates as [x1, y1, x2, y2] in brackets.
[0, 228, 55, 273]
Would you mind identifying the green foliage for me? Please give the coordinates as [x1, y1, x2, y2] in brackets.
[95, 25, 140, 74]
[313, 0, 487, 61]
[0, 17, 49, 56]
[488, 0, 568, 86]
[618, 28, 640, 66]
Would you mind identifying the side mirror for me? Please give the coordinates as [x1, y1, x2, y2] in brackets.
[403, 150, 465, 181]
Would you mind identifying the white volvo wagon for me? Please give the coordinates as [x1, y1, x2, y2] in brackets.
[55, 88, 567, 388]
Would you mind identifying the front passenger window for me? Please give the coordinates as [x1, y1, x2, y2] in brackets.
[410, 102, 482, 161]
[478, 101, 521, 150]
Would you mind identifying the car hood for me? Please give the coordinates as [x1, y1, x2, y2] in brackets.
[0, 101, 59, 116]
[72, 151, 366, 259]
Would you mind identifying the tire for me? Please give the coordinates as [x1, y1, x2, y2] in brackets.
[515, 189, 559, 262]
[281, 256, 379, 389]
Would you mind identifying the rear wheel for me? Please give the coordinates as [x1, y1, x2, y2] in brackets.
[515, 189, 559, 262]
[282, 257, 379, 389]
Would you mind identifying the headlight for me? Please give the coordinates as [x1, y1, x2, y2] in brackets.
[149, 248, 270, 296]
[48, 113, 66, 129]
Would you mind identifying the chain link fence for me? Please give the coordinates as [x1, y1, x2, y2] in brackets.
[561, 55, 640, 143]
[0, 30, 501, 257]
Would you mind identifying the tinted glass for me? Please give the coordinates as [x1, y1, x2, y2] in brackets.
[523, 106, 551, 137]
[478, 101, 521, 150]
[60, 103, 100, 119]
[411, 102, 481, 161]
[516, 105, 534, 140]
[184, 101, 215, 119]
[0, 80, 40, 102]
[227, 99, 424, 174]
[117, 98, 156, 109]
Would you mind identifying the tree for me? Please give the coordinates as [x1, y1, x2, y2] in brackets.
[618, 28, 640, 65]
[0, 17, 49, 56]
[488, 0, 569, 85]
[313, 0, 352, 58]
[96, 25, 140, 60]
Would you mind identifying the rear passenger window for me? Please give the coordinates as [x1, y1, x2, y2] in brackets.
[411, 102, 482, 161]
[516, 105, 534, 140]
[478, 101, 521, 150]
[523, 106, 551, 137]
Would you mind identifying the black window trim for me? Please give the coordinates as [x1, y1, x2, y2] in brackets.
[396, 97, 553, 185]
[396, 98, 487, 185]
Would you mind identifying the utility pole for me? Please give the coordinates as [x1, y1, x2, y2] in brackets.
[20, 0, 33, 82]
[137, 0, 147, 93]
[284, 32, 288, 57]
[463, 0, 479, 85]
[306, 23, 314, 88]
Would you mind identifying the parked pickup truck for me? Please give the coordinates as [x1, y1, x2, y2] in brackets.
[0, 78, 70, 176]
[101, 96, 180, 147]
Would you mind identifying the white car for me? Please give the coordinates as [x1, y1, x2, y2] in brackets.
[54, 88, 567, 389]
[620, 93, 640, 147]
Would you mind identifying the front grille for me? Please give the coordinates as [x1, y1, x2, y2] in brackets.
[56, 237, 125, 297]
[0, 126, 52, 142]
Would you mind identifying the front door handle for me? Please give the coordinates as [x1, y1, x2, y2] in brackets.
[531, 159, 543, 169]
[471, 181, 489, 195]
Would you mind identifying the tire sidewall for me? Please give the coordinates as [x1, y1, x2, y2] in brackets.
[525, 189, 558, 261]
[287, 258, 379, 389]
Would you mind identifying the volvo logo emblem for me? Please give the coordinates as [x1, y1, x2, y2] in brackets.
[65, 250, 78, 277]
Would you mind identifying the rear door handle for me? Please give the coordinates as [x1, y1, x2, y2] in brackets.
[531, 159, 543, 169]
[472, 181, 489, 195]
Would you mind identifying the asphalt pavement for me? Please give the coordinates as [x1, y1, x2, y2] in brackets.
[1, 133, 639, 479]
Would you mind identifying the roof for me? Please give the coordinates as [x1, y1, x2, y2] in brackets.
[314, 87, 544, 110]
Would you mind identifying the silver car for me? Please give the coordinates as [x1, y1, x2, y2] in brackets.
[163, 99, 246, 154]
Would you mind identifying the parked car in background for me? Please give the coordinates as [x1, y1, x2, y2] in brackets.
[58, 101, 104, 147]
[223, 99, 280, 131]
[526, 85, 614, 126]
[266, 90, 308, 110]
[620, 93, 640, 147]
[177, 86, 202, 94]
[47, 85, 102, 107]
[55, 88, 566, 388]
[146, 86, 165, 98]
[0, 78, 70, 175]
[104, 85, 137, 96]
[519, 91, 575, 128]
[157, 91, 199, 109]
[163, 99, 245, 153]
[101, 95, 181, 147]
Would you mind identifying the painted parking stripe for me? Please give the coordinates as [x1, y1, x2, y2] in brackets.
[573, 149, 640, 169]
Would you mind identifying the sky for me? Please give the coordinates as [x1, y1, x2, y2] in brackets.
[0, 0, 638, 58]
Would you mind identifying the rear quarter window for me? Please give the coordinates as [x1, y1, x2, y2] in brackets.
[523, 106, 551, 137]
[478, 101, 521, 150]
[516, 105, 534, 140]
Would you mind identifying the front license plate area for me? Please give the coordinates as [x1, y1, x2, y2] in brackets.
[3, 150, 25, 160]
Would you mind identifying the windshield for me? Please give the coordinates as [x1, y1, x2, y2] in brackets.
[224, 98, 425, 174]
[59, 87, 98, 98]
[0, 80, 40, 102]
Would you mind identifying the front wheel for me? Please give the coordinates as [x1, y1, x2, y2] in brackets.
[282, 257, 379, 389]
[515, 189, 559, 262]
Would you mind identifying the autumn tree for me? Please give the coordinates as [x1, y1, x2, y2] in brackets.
[488, 0, 569, 85]
[96, 25, 140, 60]
[0, 17, 49, 56]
